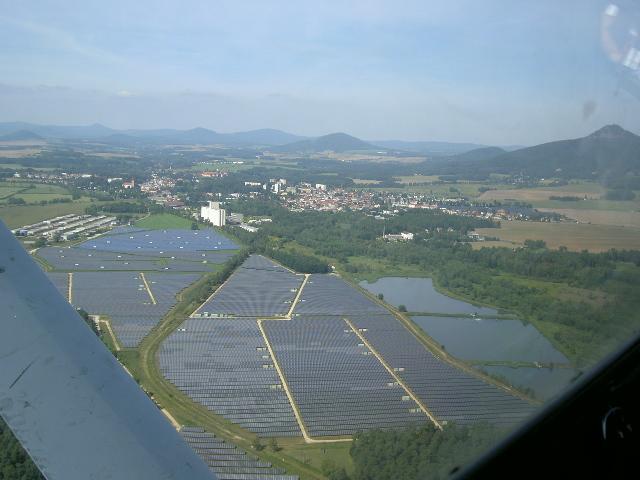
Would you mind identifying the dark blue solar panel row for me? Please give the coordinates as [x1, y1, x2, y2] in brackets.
[72, 272, 200, 347]
[294, 274, 388, 315]
[195, 255, 304, 317]
[104, 225, 147, 236]
[38, 246, 231, 272]
[239, 255, 293, 272]
[264, 316, 428, 436]
[78, 228, 237, 252]
[159, 319, 301, 437]
[180, 427, 297, 480]
[46, 271, 68, 299]
[347, 314, 536, 426]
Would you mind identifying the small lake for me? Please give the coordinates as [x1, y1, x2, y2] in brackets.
[360, 277, 498, 315]
[360, 276, 575, 400]
[479, 365, 581, 401]
[412, 316, 569, 364]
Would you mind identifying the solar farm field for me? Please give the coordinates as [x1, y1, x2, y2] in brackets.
[160, 318, 302, 437]
[71, 271, 200, 347]
[77, 226, 237, 253]
[160, 254, 536, 441]
[46, 271, 69, 299]
[264, 316, 428, 436]
[39, 225, 238, 347]
[194, 254, 305, 317]
[180, 427, 297, 479]
[39, 246, 232, 272]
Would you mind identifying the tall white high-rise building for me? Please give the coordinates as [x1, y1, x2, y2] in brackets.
[200, 201, 226, 226]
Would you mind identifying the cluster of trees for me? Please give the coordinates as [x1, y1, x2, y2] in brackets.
[0, 418, 43, 480]
[228, 225, 330, 273]
[228, 203, 492, 265]
[76, 308, 100, 336]
[322, 423, 505, 480]
[605, 189, 636, 201]
[14, 149, 150, 178]
[548, 195, 582, 201]
[5, 196, 72, 206]
[601, 175, 640, 191]
[267, 248, 330, 274]
[85, 201, 147, 215]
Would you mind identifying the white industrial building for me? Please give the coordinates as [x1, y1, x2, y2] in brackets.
[200, 201, 226, 226]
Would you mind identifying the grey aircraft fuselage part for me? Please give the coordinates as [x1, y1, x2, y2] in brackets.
[0, 220, 214, 480]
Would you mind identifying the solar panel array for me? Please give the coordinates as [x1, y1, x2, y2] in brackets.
[72, 272, 200, 347]
[264, 316, 428, 436]
[294, 274, 389, 315]
[347, 314, 536, 426]
[77, 228, 237, 253]
[160, 254, 534, 440]
[160, 318, 301, 437]
[180, 427, 298, 480]
[46, 271, 69, 299]
[290, 275, 534, 426]
[38, 246, 231, 272]
[35, 227, 242, 346]
[195, 255, 304, 317]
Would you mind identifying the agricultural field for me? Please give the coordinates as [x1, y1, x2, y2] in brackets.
[476, 220, 640, 252]
[476, 181, 640, 230]
[0, 146, 44, 157]
[369, 182, 510, 197]
[10, 192, 72, 203]
[537, 208, 640, 228]
[0, 162, 55, 170]
[0, 198, 95, 229]
[478, 182, 604, 203]
[351, 178, 382, 185]
[393, 174, 441, 184]
[478, 182, 640, 213]
[135, 212, 198, 229]
[188, 161, 255, 173]
[0, 181, 72, 204]
[0, 184, 24, 198]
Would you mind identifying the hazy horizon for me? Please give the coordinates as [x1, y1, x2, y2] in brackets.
[1, 0, 638, 145]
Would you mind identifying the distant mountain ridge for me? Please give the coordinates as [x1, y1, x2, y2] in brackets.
[0, 122, 305, 146]
[0, 129, 44, 141]
[0, 122, 115, 139]
[0, 121, 509, 154]
[373, 140, 489, 155]
[433, 125, 640, 179]
[272, 132, 378, 153]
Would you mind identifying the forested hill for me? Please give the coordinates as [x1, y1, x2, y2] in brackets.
[272, 132, 377, 153]
[0, 130, 43, 141]
[425, 125, 640, 182]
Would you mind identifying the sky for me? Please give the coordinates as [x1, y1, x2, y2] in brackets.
[0, 0, 639, 145]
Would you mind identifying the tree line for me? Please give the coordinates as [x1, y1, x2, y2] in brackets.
[322, 423, 506, 480]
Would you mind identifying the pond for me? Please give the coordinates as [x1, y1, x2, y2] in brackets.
[360, 276, 575, 400]
[479, 365, 581, 401]
[412, 315, 569, 364]
[360, 277, 498, 315]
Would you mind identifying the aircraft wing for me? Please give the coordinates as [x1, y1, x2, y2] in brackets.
[0, 221, 214, 479]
